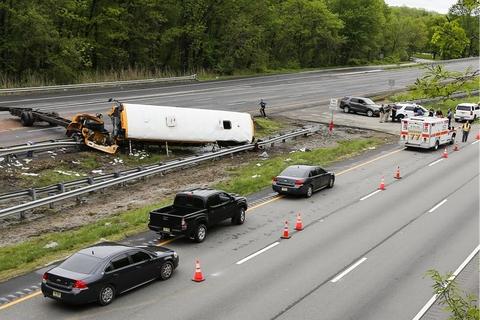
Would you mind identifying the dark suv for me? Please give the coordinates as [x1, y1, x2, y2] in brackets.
[339, 97, 380, 117]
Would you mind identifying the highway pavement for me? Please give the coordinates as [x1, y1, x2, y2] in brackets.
[0, 58, 478, 146]
[0, 133, 478, 319]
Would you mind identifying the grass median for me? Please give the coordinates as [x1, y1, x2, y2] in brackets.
[0, 137, 383, 282]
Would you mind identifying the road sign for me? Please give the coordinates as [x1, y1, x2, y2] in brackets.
[329, 98, 338, 110]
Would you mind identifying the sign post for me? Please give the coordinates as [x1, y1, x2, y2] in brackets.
[328, 98, 338, 133]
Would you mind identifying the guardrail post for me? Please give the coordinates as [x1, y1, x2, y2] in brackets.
[29, 188, 37, 201]
[48, 192, 55, 209]
[57, 183, 65, 193]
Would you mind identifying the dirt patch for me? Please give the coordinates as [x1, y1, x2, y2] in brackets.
[0, 120, 395, 247]
[0, 118, 22, 132]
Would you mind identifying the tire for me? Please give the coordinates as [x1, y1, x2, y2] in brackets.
[454, 118, 458, 123]
[327, 177, 335, 188]
[433, 140, 439, 150]
[232, 207, 246, 225]
[193, 223, 207, 243]
[98, 285, 115, 306]
[344, 106, 350, 113]
[20, 111, 34, 127]
[159, 261, 174, 281]
[397, 114, 404, 121]
[367, 109, 374, 117]
[305, 185, 313, 198]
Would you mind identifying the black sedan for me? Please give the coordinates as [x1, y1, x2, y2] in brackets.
[272, 165, 334, 197]
[41, 242, 178, 306]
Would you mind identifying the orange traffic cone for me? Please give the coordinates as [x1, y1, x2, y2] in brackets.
[295, 213, 304, 231]
[394, 166, 401, 179]
[192, 259, 205, 282]
[281, 220, 291, 239]
[442, 148, 448, 158]
[379, 177, 386, 190]
[454, 144, 459, 151]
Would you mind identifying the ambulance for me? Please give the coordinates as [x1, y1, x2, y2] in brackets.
[400, 116, 456, 150]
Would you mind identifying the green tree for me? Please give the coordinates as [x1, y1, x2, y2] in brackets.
[272, 0, 343, 68]
[427, 269, 480, 320]
[327, 0, 387, 64]
[431, 20, 469, 59]
[448, 0, 480, 57]
[413, 64, 479, 100]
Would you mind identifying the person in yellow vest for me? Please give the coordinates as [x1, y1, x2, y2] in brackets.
[462, 121, 471, 142]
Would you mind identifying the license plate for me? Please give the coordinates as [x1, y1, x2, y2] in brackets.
[281, 187, 288, 191]
[163, 227, 170, 232]
[52, 291, 61, 298]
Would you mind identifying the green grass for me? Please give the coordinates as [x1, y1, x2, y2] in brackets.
[0, 202, 167, 281]
[254, 117, 285, 138]
[389, 77, 479, 102]
[215, 138, 383, 195]
[412, 53, 437, 60]
[0, 137, 384, 281]
[424, 96, 480, 122]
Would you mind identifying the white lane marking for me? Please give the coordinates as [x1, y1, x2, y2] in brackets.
[428, 199, 448, 213]
[360, 190, 382, 201]
[428, 158, 444, 167]
[331, 257, 367, 283]
[472, 140, 479, 145]
[236, 242, 280, 265]
[411, 244, 480, 320]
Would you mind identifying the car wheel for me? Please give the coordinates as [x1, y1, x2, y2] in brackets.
[327, 177, 335, 188]
[344, 106, 350, 113]
[454, 118, 458, 122]
[98, 285, 115, 306]
[305, 185, 313, 198]
[397, 114, 404, 121]
[433, 140, 439, 150]
[367, 110, 374, 117]
[232, 207, 246, 225]
[193, 224, 207, 243]
[159, 261, 174, 280]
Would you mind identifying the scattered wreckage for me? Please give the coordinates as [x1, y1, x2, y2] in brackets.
[0, 100, 255, 154]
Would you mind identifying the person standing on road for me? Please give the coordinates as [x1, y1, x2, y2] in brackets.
[259, 99, 267, 117]
[462, 121, 471, 142]
[384, 104, 391, 122]
[447, 108, 453, 129]
[391, 104, 397, 122]
[379, 104, 385, 123]
[429, 108, 434, 117]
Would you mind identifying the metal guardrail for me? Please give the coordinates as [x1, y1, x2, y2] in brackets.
[0, 141, 82, 158]
[0, 126, 319, 219]
[0, 75, 197, 94]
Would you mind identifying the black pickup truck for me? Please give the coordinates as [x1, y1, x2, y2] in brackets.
[148, 189, 248, 242]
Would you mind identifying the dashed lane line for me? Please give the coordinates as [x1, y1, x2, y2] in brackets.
[427, 199, 447, 213]
[331, 257, 368, 283]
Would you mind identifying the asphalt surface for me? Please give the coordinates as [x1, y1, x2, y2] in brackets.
[0, 58, 478, 146]
[0, 135, 478, 319]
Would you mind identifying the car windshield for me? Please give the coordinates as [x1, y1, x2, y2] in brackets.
[456, 105, 472, 111]
[279, 167, 309, 177]
[60, 253, 103, 274]
[363, 98, 375, 105]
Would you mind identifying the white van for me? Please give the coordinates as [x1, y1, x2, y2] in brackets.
[454, 103, 480, 122]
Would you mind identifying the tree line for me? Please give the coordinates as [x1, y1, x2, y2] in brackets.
[0, 0, 478, 85]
